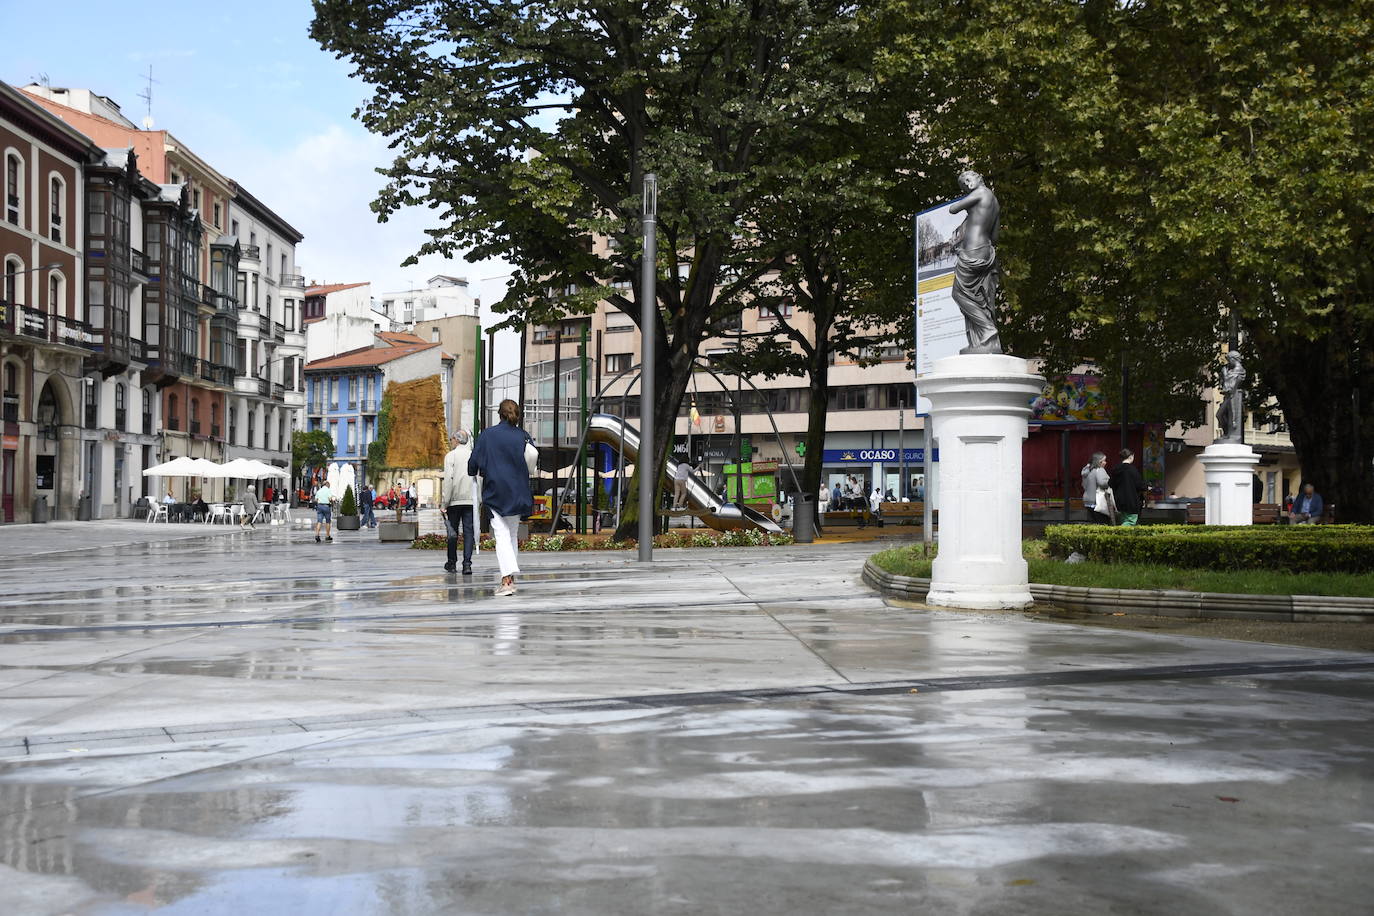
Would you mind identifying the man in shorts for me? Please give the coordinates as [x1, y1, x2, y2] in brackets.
[313, 482, 334, 542]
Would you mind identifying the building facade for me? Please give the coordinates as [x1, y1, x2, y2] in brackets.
[226, 182, 305, 472]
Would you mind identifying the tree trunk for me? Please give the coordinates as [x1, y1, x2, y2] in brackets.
[1253, 314, 1374, 523]
[801, 347, 830, 498]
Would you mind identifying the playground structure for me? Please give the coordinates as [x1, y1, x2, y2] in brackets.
[576, 413, 783, 534]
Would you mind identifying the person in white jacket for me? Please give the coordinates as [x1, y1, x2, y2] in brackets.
[442, 431, 478, 574]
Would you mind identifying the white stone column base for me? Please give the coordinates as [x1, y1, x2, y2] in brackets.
[920, 354, 1045, 611]
[1200, 443, 1260, 525]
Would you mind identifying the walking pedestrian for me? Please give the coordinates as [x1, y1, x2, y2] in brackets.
[313, 482, 334, 542]
[443, 431, 477, 574]
[1081, 452, 1114, 523]
[468, 400, 538, 597]
[360, 483, 376, 528]
[1108, 449, 1146, 526]
[240, 486, 260, 530]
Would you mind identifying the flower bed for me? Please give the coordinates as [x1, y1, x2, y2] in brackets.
[410, 529, 794, 551]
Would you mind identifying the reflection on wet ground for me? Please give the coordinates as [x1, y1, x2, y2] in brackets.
[2, 676, 1373, 914]
[1, 529, 1373, 912]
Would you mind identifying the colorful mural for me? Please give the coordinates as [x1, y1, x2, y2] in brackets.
[1030, 374, 1114, 423]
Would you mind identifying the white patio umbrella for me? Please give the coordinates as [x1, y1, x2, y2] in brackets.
[185, 458, 224, 477]
[142, 456, 201, 476]
[246, 460, 289, 478]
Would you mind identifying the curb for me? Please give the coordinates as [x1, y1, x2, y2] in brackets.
[861, 558, 1374, 622]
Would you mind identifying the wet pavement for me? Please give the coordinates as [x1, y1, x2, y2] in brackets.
[1, 521, 1372, 914]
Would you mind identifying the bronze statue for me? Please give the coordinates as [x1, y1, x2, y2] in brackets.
[948, 170, 1002, 354]
[1216, 350, 1246, 442]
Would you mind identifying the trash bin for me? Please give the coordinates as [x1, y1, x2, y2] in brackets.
[791, 493, 815, 544]
[33, 495, 49, 524]
[77, 494, 92, 521]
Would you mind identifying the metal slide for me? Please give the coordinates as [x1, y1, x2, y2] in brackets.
[583, 413, 783, 534]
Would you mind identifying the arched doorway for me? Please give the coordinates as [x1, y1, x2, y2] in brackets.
[34, 380, 66, 519]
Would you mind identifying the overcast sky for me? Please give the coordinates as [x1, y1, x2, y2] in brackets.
[6, 0, 520, 372]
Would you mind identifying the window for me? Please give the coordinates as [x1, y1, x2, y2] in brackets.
[49, 175, 64, 243]
[142, 388, 153, 433]
[84, 379, 98, 429]
[759, 301, 793, 321]
[329, 420, 339, 452]
[346, 420, 357, 453]
[280, 253, 287, 277]
[3, 363, 19, 422]
[266, 243, 273, 277]
[347, 376, 357, 407]
[212, 202, 221, 228]
[237, 271, 247, 308]
[284, 298, 294, 329]
[48, 273, 61, 315]
[3, 257, 21, 304]
[248, 410, 256, 447]
[5, 153, 21, 225]
[167, 394, 179, 431]
[192, 188, 201, 212]
[828, 386, 869, 411]
[229, 406, 238, 444]
[114, 384, 127, 430]
[190, 398, 200, 436]
[231, 219, 239, 237]
[211, 402, 220, 439]
[605, 353, 632, 374]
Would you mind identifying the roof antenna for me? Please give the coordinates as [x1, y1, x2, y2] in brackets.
[136, 65, 158, 129]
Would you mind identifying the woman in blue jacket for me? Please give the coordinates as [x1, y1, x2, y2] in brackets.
[468, 399, 537, 596]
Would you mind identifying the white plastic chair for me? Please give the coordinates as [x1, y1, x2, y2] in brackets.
[148, 504, 169, 523]
[207, 504, 231, 525]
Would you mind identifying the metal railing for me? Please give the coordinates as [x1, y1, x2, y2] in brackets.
[142, 411, 153, 432]
[190, 420, 202, 436]
[257, 378, 270, 396]
[1, 301, 97, 348]
[259, 313, 270, 334]
[280, 273, 305, 288]
[241, 245, 261, 259]
[115, 408, 127, 431]
[358, 398, 379, 413]
[167, 416, 180, 431]
[131, 248, 147, 275]
[271, 382, 285, 401]
[4, 399, 20, 423]
[273, 321, 285, 341]
[210, 424, 221, 439]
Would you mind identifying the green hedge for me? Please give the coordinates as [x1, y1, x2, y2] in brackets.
[1044, 524, 1374, 574]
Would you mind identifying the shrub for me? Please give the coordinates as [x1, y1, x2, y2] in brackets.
[340, 485, 358, 516]
[1044, 523, 1374, 574]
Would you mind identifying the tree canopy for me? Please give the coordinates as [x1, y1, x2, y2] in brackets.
[879, 0, 1374, 519]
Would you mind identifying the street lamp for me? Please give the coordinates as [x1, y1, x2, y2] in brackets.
[638, 173, 657, 561]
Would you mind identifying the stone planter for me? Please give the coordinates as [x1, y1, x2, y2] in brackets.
[336, 514, 361, 531]
[378, 520, 419, 542]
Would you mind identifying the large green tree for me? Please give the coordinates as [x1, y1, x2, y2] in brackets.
[881, 0, 1374, 520]
[312, 0, 893, 537]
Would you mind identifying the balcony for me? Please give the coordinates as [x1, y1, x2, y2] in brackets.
[273, 321, 285, 342]
[240, 245, 261, 260]
[258, 378, 270, 397]
[202, 284, 218, 307]
[142, 411, 153, 433]
[85, 404, 97, 429]
[271, 382, 285, 401]
[307, 404, 324, 418]
[280, 273, 305, 289]
[211, 424, 221, 439]
[5, 398, 21, 423]
[358, 398, 379, 413]
[190, 420, 202, 436]
[167, 416, 181, 431]
[1, 301, 96, 350]
[115, 408, 127, 431]
[259, 313, 270, 334]
[131, 248, 148, 276]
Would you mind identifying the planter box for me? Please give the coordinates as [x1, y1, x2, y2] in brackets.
[378, 520, 419, 542]
[336, 515, 361, 531]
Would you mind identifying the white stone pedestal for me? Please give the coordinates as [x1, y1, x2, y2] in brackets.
[921, 354, 1045, 609]
[1199, 443, 1260, 525]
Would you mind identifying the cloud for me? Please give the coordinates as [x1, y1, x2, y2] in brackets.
[223, 122, 521, 372]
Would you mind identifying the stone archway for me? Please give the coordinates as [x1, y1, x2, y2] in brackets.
[33, 378, 72, 520]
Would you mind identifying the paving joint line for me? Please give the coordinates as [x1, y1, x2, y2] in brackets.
[4, 655, 1369, 759]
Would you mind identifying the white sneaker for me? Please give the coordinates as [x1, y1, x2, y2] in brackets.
[495, 583, 516, 597]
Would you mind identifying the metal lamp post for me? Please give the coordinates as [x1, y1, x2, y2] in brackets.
[638, 174, 657, 561]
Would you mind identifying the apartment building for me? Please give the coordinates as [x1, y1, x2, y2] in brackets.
[226, 182, 305, 470]
[1, 82, 101, 521]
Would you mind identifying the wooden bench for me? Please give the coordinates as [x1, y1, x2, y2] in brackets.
[1184, 502, 1282, 524]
